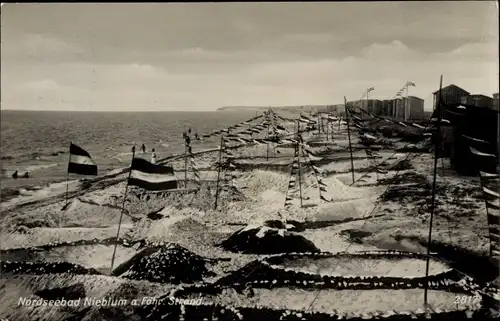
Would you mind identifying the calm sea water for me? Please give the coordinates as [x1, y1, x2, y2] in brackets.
[0, 110, 259, 192]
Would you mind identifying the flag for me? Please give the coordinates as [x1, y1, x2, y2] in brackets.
[406, 81, 416, 87]
[68, 143, 98, 176]
[128, 158, 178, 191]
[367, 87, 375, 92]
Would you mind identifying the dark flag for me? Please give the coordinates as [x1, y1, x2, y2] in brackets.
[128, 158, 178, 191]
[68, 143, 98, 176]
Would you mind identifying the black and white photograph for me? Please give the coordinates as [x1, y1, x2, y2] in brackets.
[0, 2, 499, 320]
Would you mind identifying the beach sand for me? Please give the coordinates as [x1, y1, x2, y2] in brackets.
[0, 119, 496, 320]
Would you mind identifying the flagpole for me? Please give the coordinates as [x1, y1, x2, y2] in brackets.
[424, 75, 443, 310]
[184, 139, 188, 189]
[344, 97, 356, 184]
[405, 83, 409, 122]
[266, 123, 270, 161]
[297, 121, 303, 208]
[110, 145, 135, 273]
[214, 134, 224, 210]
[64, 141, 71, 210]
[326, 118, 329, 141]
[366, 88, 369, 116]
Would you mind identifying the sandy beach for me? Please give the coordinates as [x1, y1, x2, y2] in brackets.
[1, 113, 498, 321]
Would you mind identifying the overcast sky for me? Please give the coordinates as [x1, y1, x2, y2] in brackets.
[1, 2, 498, 111]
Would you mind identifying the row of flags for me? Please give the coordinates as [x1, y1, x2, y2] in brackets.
[67, 143, 178, 192]
[202, 114, 264, 139]
[346, 110, 391, 179]
[394, 81, 416, 99]
[300, 140, 332, 203]
[284, 142, 302, 208]
[346, 104, 437, 142]
[283, 134, 333, 208]
[129, 157, 177, 191]
[469, 144, 500, 259]
[186, 143, 201, 187]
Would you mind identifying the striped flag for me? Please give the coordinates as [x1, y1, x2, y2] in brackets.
[470, 146, 500, 258]
[128, 158, 178, 191]
[406, 81, 416, 87]
[367, 87, 375, 92]
[68, 143, 98, 176]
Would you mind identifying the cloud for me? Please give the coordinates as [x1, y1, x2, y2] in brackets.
[1, 33, 85, 63]
[1, 37, 498, 112]
[22, 79, 61, 91]
[361, 40, 421, 61]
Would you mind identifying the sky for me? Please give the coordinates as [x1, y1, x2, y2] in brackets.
[1, 2, 498, 112]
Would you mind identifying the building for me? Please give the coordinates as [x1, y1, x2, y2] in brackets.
[346, 99, 383, 118]
[494, 93, 499, 160]
[460, 94, 493, 109]
[390, 96, 424, 120]
[406, 96, 425, 120]
[382, 99, 397, 117]
[348, 97, 424, 120]
[393, 98, 405, 119]
[433, 84, 470, 109]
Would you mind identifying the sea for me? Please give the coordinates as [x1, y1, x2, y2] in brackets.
[0, 110, 260, 196]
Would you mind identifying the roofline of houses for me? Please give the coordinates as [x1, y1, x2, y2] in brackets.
[432, 84, 470, 95]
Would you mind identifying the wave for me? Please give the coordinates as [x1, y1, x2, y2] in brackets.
[24, 163, 59, 173]
[1, 150, 66, 162]
[1, 164, 59, 179]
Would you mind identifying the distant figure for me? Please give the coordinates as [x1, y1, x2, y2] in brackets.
[185, 135, 191, 146]
[188, 128, 192, 134]
[151, 148, 156, 164]
[22, 172, 29, 178]
[195, 133, 199, 140]
[12, 170, 18, 179]
[141, 144, 146, 154]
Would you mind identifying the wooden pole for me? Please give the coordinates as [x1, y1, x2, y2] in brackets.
[213, 134, 224, 210]
[110, 145, 135, 272]
[344, 97, 356, 184]
[184, 140, 188, 189]
[266, 124, 270, 161]
[64, 141, 71, 210]
[297, 121, 303, 208]
[326, 119, 329, 141]
[405, 84, 409, 122]
[424, 75, 443, 309]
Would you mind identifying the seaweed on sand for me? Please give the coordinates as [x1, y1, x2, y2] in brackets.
[0, 261, 101, 275]
[339, 229, 374, 244]
[379, 171, 431, 202]
[220, 224, 320, 254]
[111, 243, 215, 284]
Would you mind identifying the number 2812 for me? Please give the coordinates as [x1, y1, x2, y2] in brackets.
[454, 295, 480, 304]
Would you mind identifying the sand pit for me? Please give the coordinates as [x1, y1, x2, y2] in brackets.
[266, 254, 451, 278]
[183, 288, 481, 315]
[221, 224, 320, 254]
[112, 243, 215, 284]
